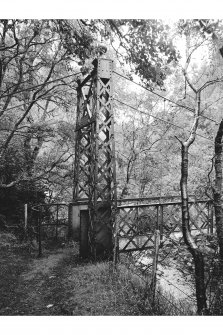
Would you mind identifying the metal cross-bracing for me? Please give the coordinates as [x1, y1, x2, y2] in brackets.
[73, 58, 117, 259]
[116, 198, 214, 253]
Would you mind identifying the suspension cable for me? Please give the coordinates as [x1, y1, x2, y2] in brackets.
[113, 70, 219, 125]
[114, 98, 214, 143]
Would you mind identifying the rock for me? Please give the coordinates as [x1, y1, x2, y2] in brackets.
[46, 304, 54, 308]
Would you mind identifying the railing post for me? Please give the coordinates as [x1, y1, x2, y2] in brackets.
[157, 204, 163, 240]
[150, 229, 160, 306]
[136, 206, 139, 246]
[156, 205, 159, 230]
[160, 205, 163, 241]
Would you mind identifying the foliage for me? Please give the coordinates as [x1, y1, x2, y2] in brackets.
[0, 20, 76, 227]
[81, 19, 179, 89]
[3, 18, 223, 314]
[0, 19, 182, 229]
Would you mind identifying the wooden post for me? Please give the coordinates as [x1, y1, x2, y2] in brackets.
[150, 229, 160, 306]
[156, 205, 159, 230]
[24, 203, 28, 237]
[157, 204, 163, 240]
[136, 206, 139, 246]
[160, 205, 163, 241]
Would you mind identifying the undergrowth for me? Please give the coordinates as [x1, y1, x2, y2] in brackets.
[0, 232, 195, 315]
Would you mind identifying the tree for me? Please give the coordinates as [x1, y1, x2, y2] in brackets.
[0, 19, 180, 191]
[174, 20, 223, 314]
[0, 19, 100, 228]
[211, 119, 223, 314]
[80, 19, 179, 89]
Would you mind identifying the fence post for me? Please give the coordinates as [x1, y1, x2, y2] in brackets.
[24, 203, 28, 238]
[157, 204, 163, 240]
[38, 206, 42, 257]
[156, 205, 159, 230]
[160, 205, 163, 241]
[150, 229, 160, 306]
[136, 206, 139, 246]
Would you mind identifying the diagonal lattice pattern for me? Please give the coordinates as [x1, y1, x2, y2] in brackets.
[117, 199, 214, 253]
[73, 58, 117, 257]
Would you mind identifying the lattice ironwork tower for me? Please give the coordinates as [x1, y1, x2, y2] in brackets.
[73, 58, 117, 259]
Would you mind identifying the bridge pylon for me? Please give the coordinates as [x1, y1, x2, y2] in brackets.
[71, 57, 117, 259]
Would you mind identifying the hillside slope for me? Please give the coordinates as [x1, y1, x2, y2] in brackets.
[0, 233, 147, 315]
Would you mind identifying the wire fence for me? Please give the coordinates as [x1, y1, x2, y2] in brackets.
[118, 236, 197, 315]
[28, 203, 70, 256]
[114, 196, 218, 315]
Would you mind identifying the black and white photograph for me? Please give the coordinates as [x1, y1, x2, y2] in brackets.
[0, 1, 223, 331]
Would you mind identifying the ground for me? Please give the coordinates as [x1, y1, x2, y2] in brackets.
[0, 232, 197, 316]
[0, 233, 145, 316]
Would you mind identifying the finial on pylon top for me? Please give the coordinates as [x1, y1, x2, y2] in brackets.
[92, 43, 108, 69]
[95, 43, 107, 57]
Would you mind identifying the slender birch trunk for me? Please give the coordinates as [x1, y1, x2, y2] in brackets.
[179, 92, 208, 315]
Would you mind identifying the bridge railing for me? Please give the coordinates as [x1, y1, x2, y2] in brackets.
[116, 198, 214, 253]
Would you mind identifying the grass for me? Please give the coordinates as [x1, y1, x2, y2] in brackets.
[0, 233, 32, 315]
[0, 232, 195, 315]
[36, 254, 148, 315]
[0, 232, 147, 315]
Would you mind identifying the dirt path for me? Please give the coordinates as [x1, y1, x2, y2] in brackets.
[0, 244, 80, 315]
[0, 239, 145, 316]
[1, 233, 191, 316]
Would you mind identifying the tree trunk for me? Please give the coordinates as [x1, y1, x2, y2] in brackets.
[214, 119, 223, 262]
[212, 119, 223, 314]
[180, 143, 208, 315]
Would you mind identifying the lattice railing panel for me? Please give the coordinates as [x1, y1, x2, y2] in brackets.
[188, 201, 210, 233]
[117, 200, 214, 252]
[162, 203, 182, 237]
[117, 205, 158, 252]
